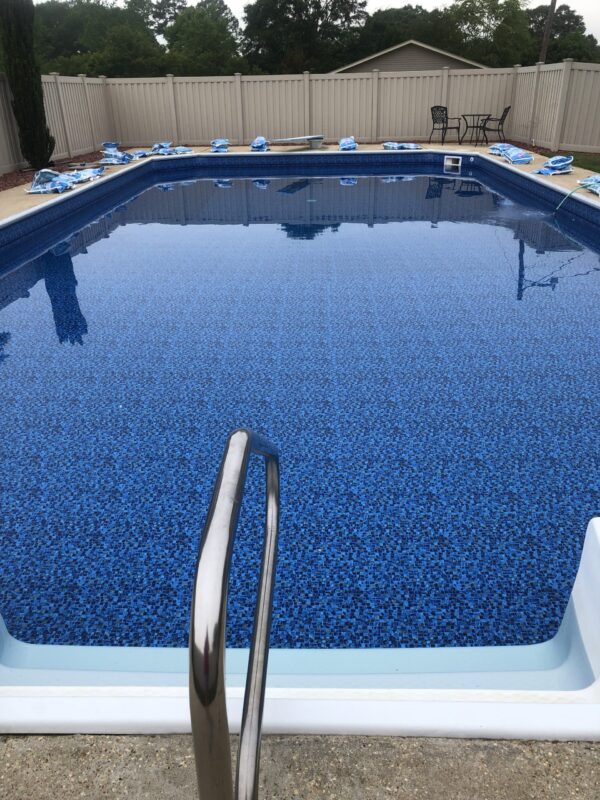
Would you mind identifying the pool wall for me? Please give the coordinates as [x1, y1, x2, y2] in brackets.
[2, 149, 600, 270]
[1, 149, 600, 738]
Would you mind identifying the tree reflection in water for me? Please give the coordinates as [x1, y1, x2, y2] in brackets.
[43, 248, 88, 345]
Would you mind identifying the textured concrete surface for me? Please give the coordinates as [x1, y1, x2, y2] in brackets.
[1, 735, 599, 799]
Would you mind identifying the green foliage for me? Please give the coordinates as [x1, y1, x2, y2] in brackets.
[33, 1, 166, 76]
[2, 0, 598, 84]
[0, 0, 55, 168]
[447, 0, 532, 66]
[165, 0, 246, 75]
[527, 4, 600, 63]
[351, 6, 461, 64]
[151, 0, 187, 36]
[243, 0, 367, 73]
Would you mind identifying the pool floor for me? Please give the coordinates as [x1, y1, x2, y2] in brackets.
[1, 172, 600, 649]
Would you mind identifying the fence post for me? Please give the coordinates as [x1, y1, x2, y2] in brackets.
[550, 58, 574, 150]
[508, 64, 520, 139]
[50, 72, 72, 158]
[371, 69, 379, 142]
[303, 71, 310, 135]
[78, 74, 96, 152]
[527, 61, 543, 145]
[100, 75, 117, 143]
[234, 73, 244, 145]
[166, 74, 180, 144]
[441, 67, 449, 108]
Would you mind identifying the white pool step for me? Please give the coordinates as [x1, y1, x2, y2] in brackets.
[1, 518, 599, 738]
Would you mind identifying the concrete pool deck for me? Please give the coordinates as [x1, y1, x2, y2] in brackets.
[0, 142, 598, 224]
[1, 734, 599, 799]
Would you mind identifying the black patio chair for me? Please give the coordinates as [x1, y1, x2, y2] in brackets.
[428, 105, 461, 144]
[482, 105, 511, 142]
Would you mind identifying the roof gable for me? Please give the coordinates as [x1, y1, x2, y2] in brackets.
[332, 39, 486, 73]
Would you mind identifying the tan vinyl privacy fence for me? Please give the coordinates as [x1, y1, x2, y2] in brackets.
[1, 59, 599, 174]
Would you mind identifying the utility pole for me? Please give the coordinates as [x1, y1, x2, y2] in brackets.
[538, 0, 558, 63]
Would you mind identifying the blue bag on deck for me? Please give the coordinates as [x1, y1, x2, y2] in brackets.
[250, 136, 269, 152]
[339, 136, 357, 151]
[382, 142, 422, 150]
[502, 147, 534, 165]
[489, 143, 516, 155]
[578, 175, 600, 196]
[533, 155, 573, 175]
[211, 138, 230, 153]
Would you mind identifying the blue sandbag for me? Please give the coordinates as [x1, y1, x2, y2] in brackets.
[533, 155, 573, 175]
[211, 138, 229, 153]
[250, 136, 269, 152]
[578, 174, 600, 196]
[28, 167, 105, 194]
[151, 142, 193, 155]
[488, 143, 516, 155]
[502, 147, 534, 165]
[100, 142, 135, 164]
[339, 136, 357, 151]
[339, 177, 358, 186]
[253, 179, 270, 189]
[382, 142, 422, 150]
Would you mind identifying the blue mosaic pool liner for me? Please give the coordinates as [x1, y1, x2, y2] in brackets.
[3, 152, 600, 272]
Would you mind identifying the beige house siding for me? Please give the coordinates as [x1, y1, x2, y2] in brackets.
[339, 44, 483, 73]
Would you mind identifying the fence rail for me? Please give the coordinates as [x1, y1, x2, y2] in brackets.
[1, 59, 599, 174]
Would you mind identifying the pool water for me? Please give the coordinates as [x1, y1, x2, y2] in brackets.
[2, 173, 600, 649]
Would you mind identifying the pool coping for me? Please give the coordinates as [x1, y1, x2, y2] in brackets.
[1, 145, 599, 232]
[1, 150, 600, 739]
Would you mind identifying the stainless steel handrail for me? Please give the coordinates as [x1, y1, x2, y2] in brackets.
[189, 429, 280, 800]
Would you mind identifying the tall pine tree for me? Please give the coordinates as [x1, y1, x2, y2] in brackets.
[0, 0, 55, 168]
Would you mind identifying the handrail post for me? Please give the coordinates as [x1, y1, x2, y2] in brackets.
[190, 429, 280, 800]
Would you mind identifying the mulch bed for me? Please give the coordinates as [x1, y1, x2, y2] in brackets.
[0, 151, 103, 192]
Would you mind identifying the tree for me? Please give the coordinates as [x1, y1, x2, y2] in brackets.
[243, 0, 367, 74]
[0, 0, 55, 168]
[33, 0, 167, 77]
[126, 0, 155, 30]
[151, 0, 187, 36]
[526, 4, 600, 63]
[165, 0, 245, 75]
[350, 6, 463, 65]
[538, 0, 557, 62]
[447, 0, 532, 66]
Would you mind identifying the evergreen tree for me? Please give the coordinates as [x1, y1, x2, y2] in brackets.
[0, 0, 55, 168]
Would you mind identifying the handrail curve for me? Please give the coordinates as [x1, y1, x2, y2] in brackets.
[189, 429, 280, 800]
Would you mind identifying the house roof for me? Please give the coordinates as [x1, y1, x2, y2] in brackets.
[332, 39, 486, 73]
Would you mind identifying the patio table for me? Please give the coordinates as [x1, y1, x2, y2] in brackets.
[459, 113, 491, 146]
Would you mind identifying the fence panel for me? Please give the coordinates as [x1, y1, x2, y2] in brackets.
[242, 75, 305, 140]
[561, 63, 600, 151]
[510, 67, 536, 142]
[447, 69, 513, 144]
[531, 65, 563, 147]
[0, 76, 23, 173]
[41, 76, 70, 159]
[86, 79, 114, 147]
[57, 76, 94, 155]
[108, 78, 173, 146]
[174, 76, 238, 144]
[310, 73, 373, 140]
[378, 71, 443, 140]
[2, 63, 600, 175]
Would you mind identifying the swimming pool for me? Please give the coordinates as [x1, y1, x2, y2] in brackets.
[1, 151, 600, 736]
